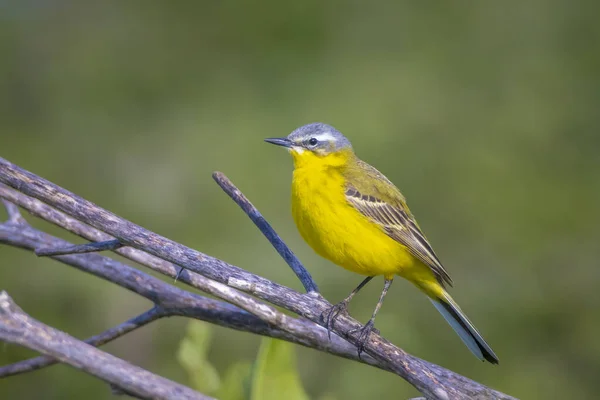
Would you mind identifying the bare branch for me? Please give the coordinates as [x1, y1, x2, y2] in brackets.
[0, 291, 211, 400]
[0, 184, 194, 284]
[0, 307, 164, 377]
[0, 215, 386, 376]
[0, 157, 516, 400]
[0, 184, 305, 341]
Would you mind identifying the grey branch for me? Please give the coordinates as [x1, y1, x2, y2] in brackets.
[0, 156, 515, 400]
[0, 215, 384, 377]
[0, 307, 163, 377]
[0, 292, 211, 400]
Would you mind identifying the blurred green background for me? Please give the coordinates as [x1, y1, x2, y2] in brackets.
[2, 1, 599, 399]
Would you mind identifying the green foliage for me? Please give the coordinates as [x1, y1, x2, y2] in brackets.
[177, 321, 221, 394]
[214, 361, 253, 400]
[250, 338, 309, 400]
[177, 321, 313, 400]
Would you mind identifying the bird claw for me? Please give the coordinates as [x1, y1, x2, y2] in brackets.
[321, 300, 349, 340]
[348, 319, 376, 359]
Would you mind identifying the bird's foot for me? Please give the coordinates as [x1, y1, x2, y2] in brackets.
[348, 319, 376, 359]
[321, 300, 349, 340]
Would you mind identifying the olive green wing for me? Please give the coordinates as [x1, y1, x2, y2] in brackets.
[344, 160, 453, 287]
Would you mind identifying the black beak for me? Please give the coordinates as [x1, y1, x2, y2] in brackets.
[264, 137, 293, 148]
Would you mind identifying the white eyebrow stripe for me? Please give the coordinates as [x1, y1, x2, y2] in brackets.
[314, 132, 337, 142]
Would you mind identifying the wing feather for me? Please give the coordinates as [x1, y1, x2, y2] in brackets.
[345, 184, 453, 287]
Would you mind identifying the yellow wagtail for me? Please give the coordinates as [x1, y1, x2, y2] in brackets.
[265, 123, 498, 363]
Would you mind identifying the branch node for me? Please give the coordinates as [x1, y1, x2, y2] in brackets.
[1, 199, 27, 226]
[174, 266, 185, 282]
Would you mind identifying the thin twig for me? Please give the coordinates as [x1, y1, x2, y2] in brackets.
[36, 239, 122, 256]
[0, 292, 211, 400]
[0, 307, 164, 377]
[1, 199, 26, 225]
[212, 171, 318, 293]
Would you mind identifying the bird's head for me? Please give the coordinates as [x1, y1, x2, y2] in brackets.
[265, 123, 354, 168]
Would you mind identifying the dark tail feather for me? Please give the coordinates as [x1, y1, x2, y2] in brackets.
[430, 293, 499, 364]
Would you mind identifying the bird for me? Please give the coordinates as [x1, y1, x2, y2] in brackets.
[265, 123, 499, 364]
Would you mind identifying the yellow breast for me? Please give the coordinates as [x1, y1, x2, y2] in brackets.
[290, 150, 416, 278]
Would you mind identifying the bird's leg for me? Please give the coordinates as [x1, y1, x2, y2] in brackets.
[322, 276, 373, 340]
[349, 278, 393, 358]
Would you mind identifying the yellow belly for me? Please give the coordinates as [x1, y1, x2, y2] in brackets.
[291, 165, 418, 279]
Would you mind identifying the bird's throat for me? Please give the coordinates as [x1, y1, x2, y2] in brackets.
[291, 148, 355, 170]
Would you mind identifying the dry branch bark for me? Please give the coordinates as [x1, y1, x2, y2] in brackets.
[0, 156, 516, 400]
[0, 307, 163, 377]
[0, 215, 384, 376]
[0, 292, 211, 400]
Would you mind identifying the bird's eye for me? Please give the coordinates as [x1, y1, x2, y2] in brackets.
[308, 138, 318, 146]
